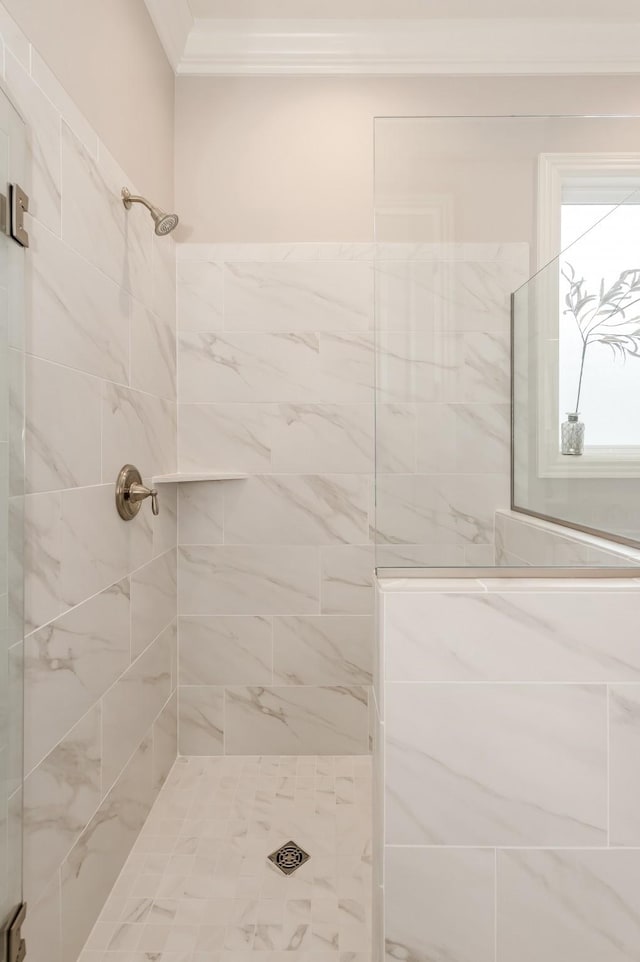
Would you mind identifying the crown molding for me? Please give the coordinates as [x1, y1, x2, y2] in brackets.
[144, 0, 194, 70]
[143, 11, 640, 76]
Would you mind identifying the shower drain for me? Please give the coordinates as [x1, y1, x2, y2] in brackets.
[268, 840, 310, 876]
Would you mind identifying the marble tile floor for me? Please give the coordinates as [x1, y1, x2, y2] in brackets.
[77, 754, 372, 962]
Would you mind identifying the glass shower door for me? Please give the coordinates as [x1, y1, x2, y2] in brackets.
[0, 90, 26, 962]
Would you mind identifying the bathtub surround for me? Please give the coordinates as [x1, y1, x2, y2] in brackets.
[0, 7, 178, 962]
[376, 574, 640, 961]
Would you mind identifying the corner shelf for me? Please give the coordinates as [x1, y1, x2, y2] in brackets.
[152, 472, 248, 484]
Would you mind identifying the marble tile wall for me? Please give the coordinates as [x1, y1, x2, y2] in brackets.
[376, 574, 640, 962]
[0, 6, 178, 962]
[496, 508, 640, 567]
[175, 242, 525, 754]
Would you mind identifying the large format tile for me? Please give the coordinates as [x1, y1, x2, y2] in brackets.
[23, 706, 101, 903]
[415, 401, 510, 475]
[385, 847, 495, 962]
[321, 545, 375, 615]
[26, 355, 102, 493]
[225, 685, 369, 754]
[60, 737, 154, 962]
[178, 685, 224, 755]
[28, 220, 129, 383]
[384, 589, 640, 683]
[270, 404, 373, 474]
[24, 578, 130, 771]
[102, 383, 176, 483]
[177, 481, 224, 544]
[224, 475, 369, 545]
[176, 260, 224, 332]
[179, 615, 272, 685]
[385, 683, 607, 846]
[101, 625, 173, 791]
[130, 298, 176, 400]
[497, 850, 640, 962]
[24, 491, 62, 633]
[179, 403, 275, 474]
[224, 261, 372, 332]
[609, 685, 640, 846]
[130, 549, 177, 659]
[273, 615, 373, 686]
[178, 545, 320, 615]
[152, 691, 177, 790]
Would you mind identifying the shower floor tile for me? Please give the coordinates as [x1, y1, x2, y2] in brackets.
[78, 754, 372, 962]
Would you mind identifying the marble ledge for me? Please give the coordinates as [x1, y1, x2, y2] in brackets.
[152, 472, 248, 484]
[376, 572, 640, 593]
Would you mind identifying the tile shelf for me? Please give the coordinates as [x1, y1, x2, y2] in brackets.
[152, 472, 248, 484]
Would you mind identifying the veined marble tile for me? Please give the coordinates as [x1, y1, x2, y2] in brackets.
[59, 486, 134, 608]
[385, 590, 640, 683]
[23, 705, 101, 903]
[497, 850, 640, 962]
[415, 402, 510, 474]
[376, 333, 438, 404]
[101, 625, 172, 792]
[0, 4, 31, 70]
[152, 691, 177, 791]
[28, 220, 129, 383]
[374, 543, 466, 568]
[30, 50, 97, 158]
[177, 482, 224, 545]
[375, 474, 506, 546]
[24, 578, 130, 771]
[376, 404, 416, 474]
[609, 685, 640, 845]
[384, 847, 495, 962]
[177, 241, 375, 262]
[434, 330, 511, 403]
[273, 615, 373, 686]
[319, 332, 374, 403]
[375, 260, 439, 333]
[25, 355, 102, 493]
[179, 615, 272, 685]
[152, 231, 176, 329]
[62, 123, 153, 302]
[385, 683, 607, 846]
[178, 685, 224, 755]
[5, 51, 61, 235]
[61, 737, 154, 962]
[23, 874, 61, 962]
[102, 383, 176, 483]
[224, 475, 369, 546]
[130, 299, 176, 400]
[24, 491, 62, 634]
[225, 685, 369, 755]
[178, 403, 275, 474]
[151, 481, 177, 559]
[130, 549, 176, 659]
[178, 545, 320, 616]
[271, 404, 373, 474]
[177, 260, 224, 332]
[224, 261, 373, 332]
[321, 545, 375, 615]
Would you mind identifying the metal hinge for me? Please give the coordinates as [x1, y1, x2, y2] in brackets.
[6, 903, 26, 962]
[0, 184, 29, 247]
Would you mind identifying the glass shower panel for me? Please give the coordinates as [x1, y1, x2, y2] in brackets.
[0, 92, 26, 962]
[512, 189, 640, 546]
[373, 115, 640, 569]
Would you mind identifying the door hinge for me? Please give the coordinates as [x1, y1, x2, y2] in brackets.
[6, 903, 26, 962]
[9, 184, 29, 248]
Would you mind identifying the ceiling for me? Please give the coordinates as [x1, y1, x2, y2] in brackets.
[187, 0, 640, 19]
[144, 0, 640, 75]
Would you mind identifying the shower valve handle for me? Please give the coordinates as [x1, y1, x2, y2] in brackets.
[129, 482, 160, 516]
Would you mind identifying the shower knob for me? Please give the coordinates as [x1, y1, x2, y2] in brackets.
[115, 464, 160, 520]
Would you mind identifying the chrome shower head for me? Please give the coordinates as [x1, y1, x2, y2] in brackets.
[121, 187, 179, 236]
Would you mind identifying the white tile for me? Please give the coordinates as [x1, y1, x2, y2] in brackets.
[224, 261, 372, 332]
[384, 589, 640, 683]
[497, 850, 640, 962]
[179, 615, 272, 685]
[273, 616, 373, 686]
[24, 491, 62, 633]
[178, 404, 274, 474]
[415, 402, 510, 475]
[385, 683, 607, 845]
[225, 685, 369, 754]
[152, 691, 177, 791]
[102, 383, 176, 483]
[178, 482, 224, 545]
[25, 355, 101, 493]
[321, 545, 375, 616]
[131, 299, 176, 400]
[177, 260, 224, 332]
[178, 686, 224, 755]
[30, 50, 97, 156]
[223, 475, 369, 546]
[385, 847, 494, 962]
[24, 578, 130, 772]
[178, 546, 320, 616]
[131, 550, 177, 659]
[271, 405, 373, 474]
[610, 685, 640, 845]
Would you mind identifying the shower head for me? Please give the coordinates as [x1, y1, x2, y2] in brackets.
[121, 187, 179, 236]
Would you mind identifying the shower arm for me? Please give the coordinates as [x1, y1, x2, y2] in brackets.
[121, 188, 159, 216]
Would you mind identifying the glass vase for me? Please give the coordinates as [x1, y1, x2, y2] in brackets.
[561, 412, 585, 456]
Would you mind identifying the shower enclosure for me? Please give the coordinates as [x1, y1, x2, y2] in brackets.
[0, 90, 26, 962]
